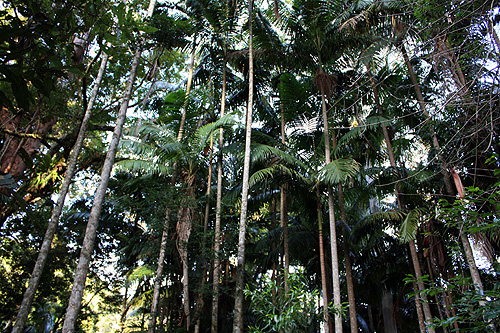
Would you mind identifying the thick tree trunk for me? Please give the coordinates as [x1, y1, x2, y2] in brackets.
[211, 58, 227, 333]
[381, 287, 397, 333]
[232, 1, 253, 331]
[12, 53, 109, 333]
[319, 71, 342, 333]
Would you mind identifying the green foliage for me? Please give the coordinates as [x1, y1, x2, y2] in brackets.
[317, 157, 360, 186]
[150, 5, 193, 49]
[399, 207, 427, 243]
[245, 269, 320, 332]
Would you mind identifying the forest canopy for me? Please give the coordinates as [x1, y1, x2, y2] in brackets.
[1, 0, 499, 332]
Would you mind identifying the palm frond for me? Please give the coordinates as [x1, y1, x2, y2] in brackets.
[317, 157, 361, 185]
[249, 164, 306, 188]
[337, 114, 391, 146]
[115, 159, 170, 176]
[193, 112, 237, 148]
[399, 207, 427, 243]
[127, 265, 155, 283]
[251, 143, 307, 169]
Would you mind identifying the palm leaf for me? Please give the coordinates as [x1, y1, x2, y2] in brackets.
[127, 265, 155, 283]
[251, 143, 306, 169]
[399, 207, 427, 243]
[317, 157, 360, 185]
[193, 112, 237, 148]
[115, 159, 170, 175]
[249, 164, 306, 188]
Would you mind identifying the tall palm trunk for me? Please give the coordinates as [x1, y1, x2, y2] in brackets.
[365, 65, 435, 333]
[148, 31, 197, 333]
[280, 96, 289, 294]
[319, 69, 342, 333]
[177, 37, 197, 142]
[331, 126, 358, 333]
[212, 57, 227, 333]
[12, 53, 109, 333]
[233, 1, 254, 331]
[177, 176, 195, 331]
[61, 0, 157, 325]
[194, 137, 214, 333]
[317, 188, 332, 333]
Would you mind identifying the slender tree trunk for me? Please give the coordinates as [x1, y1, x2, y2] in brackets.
[366, 65, 435, 333]
[177, 37, 197, 142]
[450, 170, 487, 299]
[176, 175, 195, 332]
[381, 287, 397, 333]
[148, 210, 170, 333]
[61, 42, 147, 333]
[400, 40, 488, 329]
[211, 57, 227, 333]
[317, 189, 332, 333]
[233, 1, 254, 331]
[194, 138, 214, 333]
[319, 69, 342, 333]
[149, 25, 197, 333]
[12, 53, 109, 333]
[120, 283, 128, 332]
[60, 3, 158, 331]
[488, 18, 500, 52]
[279, 100, 289, 294]
[331, 128, 357, 333]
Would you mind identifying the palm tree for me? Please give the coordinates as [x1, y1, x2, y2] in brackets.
[233, 1, 255, 331]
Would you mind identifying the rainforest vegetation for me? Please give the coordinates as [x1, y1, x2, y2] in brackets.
[1, 0, 500, 332]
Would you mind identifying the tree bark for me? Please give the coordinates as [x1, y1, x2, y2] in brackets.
[12, 53, 109, 333]
[61, 44, 145, 333]
[61, 4, 157, 331]
[319, 69, 342, 333]
[194, 137, 213, 333]
[211, 58, 227, 333]
[149, 20, 197, 333]
[279, 100, 289, 294]
[232, 1, 254, 331]
[331, 124, 357, 333]
[317, 188, 332, 333]
[381, 287, 397, 333]
[148, 210, 170, 333]
[177, 37, 197, 143]
[366, 64, 435, 333]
